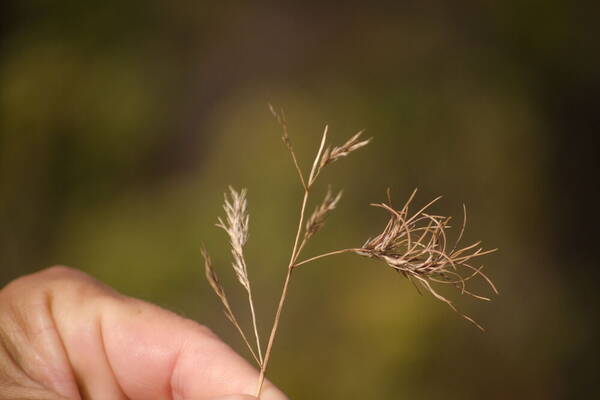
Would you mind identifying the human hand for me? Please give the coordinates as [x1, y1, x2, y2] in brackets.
[0, 266, 288, 400]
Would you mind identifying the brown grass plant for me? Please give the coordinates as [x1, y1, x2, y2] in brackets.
[201, 106, 498, 397]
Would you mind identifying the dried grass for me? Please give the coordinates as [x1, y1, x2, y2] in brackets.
[214, 187, 263, 364]
[304, 185, 343, 242]
[357, 189, 497, 330]
[216, 187, 251, 291]
[201, 107, 497, 397]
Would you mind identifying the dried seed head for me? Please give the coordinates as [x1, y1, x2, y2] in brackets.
[319, 129, 372, 170]
[216, 186, 251, 290]
[305, 186, 343, 240]
[354, 189, 497, 330]
[269, 104, 307, 189]
[201, 248, 235, 323]
[202, 248, 222, 297]
[268, 103, 291, 148]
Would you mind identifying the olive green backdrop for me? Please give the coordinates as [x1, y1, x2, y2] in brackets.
[1, 1, 598, 399]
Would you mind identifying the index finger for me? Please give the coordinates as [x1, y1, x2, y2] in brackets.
[101, 297, 285, 400]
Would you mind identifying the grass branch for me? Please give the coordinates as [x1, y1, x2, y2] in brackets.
[293, 248, 362, 268]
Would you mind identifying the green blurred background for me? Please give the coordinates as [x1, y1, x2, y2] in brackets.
[1, 1, 598, 399]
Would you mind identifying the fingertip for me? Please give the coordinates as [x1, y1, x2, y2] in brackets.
[206, 395, 257, 400]
[259, 385, 289, 400]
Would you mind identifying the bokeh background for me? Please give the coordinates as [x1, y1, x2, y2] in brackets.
[1, 1, 598, 399]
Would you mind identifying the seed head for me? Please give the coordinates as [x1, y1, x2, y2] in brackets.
[305, 186, 343, 240]
[216, 186, 251, 290]
[354, 189, 498, 330]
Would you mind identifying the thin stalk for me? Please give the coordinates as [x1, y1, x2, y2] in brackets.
[255, 265, 293, 396]
[293, 248, 361, 268]
[288, 150, 307, 191]
[247, 291, 263, 365]
[255, 189, 310, 396]
[226, 304, 261, 365]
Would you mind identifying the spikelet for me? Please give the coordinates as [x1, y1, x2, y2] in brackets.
[318, 130, 372, 171]
[216, 187, 251, 290]
[201, 248, 234, 323]
[305, 186, 343, 241]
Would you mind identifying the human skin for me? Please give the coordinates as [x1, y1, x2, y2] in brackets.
[0, 266, 287, 400]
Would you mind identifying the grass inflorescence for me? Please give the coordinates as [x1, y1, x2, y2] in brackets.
[201, 106, 497, 396]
